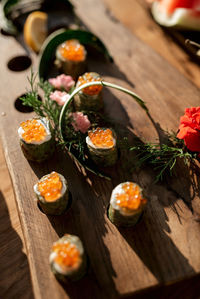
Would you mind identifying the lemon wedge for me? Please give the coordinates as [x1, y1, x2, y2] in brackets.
[24, 11, 48, 53]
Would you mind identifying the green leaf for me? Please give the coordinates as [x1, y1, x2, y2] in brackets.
[38, 29, 113, 80]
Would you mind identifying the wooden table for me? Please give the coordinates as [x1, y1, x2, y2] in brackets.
[0, 1, 200, 298]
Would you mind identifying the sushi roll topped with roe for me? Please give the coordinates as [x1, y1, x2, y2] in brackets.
[18, 118, 51, 144]
[59, 39, 86, 62]
[18, 118, 55, 162]
[56, 39, 87, 79]
[108, 182, 147, 227]
[77, 72, 102, 95]
[37, 172, 64, 201]
[86, 127, 118, 167]
[34, 171, 69, 215]
[74, 72, 103, 111]
[50, 234, 87, 282]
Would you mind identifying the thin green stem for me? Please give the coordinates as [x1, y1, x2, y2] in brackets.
[59, 80, 148, 140]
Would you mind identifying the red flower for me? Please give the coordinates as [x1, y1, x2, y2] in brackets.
[177, 107, 200, 152]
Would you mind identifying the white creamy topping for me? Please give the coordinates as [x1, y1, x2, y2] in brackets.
[110, 182, 142, 216]
[18, 118, 51, 145]
[34, 173, 67, 201]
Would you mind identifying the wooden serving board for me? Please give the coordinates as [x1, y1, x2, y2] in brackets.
[1, 0, 200, 298]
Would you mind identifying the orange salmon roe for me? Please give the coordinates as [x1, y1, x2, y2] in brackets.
[59, 40, 85, 62]
[78, 73, 102, 95]
[38, 172, 62, 202]
[21, 119, 46, 143]
[116, 183, 146, 210]
[53, 241, 80, 269]
[88, 128, 114, 148]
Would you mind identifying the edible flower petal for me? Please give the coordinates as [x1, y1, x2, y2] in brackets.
[71, 112, 91, 134]
[50, 91, 70, 106]
[48, 74, 75, 91]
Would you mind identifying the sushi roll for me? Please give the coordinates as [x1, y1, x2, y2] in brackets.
[18, 118, 55, 162]
[74, 72, 103, 111]
[50, 234, 87, 282]
[34, 171, 69, 215]
[86, 127, 118, 167]
[108, 182, 147, 227]
[55, 39, 87, 79]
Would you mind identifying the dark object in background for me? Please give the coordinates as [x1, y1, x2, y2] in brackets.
[1, 0, 74, 35]
[167, 29, 200, 62]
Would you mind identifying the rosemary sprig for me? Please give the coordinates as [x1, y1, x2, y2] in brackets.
[130, 135, 196, 182]
[21, 72, 44, 117]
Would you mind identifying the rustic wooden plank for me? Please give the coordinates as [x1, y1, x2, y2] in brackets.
[0, 143, 34, 299]
[103, 0, 200, 89]
[1, 0, 200, 298]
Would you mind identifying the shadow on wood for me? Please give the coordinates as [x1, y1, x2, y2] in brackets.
[0, 191, 34, 299]
[25, 84, 200, 298]
[118, 205, 195, 283]
[28, 149, 118, 298]
[121, 272, 200, 299]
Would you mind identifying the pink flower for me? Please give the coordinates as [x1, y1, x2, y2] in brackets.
[71, 112, 91, 134]
[50, 91, 70, 106]
[49, 74, 75, 91]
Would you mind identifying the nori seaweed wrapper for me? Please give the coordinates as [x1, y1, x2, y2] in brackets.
[86, 128, 118, 167]
[50, 234, 87, 282]
[19, 118, 55, 163]
[20, 138, 55, 163]
[34, 173, 69, 215]
[108, 182, 147, 227]
[108, 204, 143, 227]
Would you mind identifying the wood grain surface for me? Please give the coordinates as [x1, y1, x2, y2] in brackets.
[0, 139, 34, 299]
[1, 0, 200, 298]
[103, 0, 200, 89]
